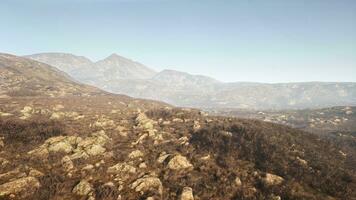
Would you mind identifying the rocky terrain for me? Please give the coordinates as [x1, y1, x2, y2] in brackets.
[210, 106, 356, 134]
[26, 53, 356, 110]
[0, 53, 355, 199]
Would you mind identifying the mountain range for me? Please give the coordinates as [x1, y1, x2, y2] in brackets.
[26, 53, 356, 110]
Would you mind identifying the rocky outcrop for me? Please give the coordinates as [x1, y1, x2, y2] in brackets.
[0, 177, 40, 198]
[28, 130, 111, 160]
[131, 175, 163, 196]
[136, 113, 154, 130]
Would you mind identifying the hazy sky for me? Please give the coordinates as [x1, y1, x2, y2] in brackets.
[1, 0, 355, 83]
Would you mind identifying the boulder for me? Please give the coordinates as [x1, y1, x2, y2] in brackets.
[167, 155, 193, 170]
[180, 187, 194, 200]
[72, 180, 93, 196]
[235, 177, 242, 187]
[131, 175, 163, 195]
[263, 173, 284, 186]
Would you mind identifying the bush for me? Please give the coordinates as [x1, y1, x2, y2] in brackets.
[0, 116, 65, 146]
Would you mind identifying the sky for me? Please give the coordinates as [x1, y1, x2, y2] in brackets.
[0, 0, 355, 83]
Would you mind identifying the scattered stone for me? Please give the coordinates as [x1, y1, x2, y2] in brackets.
[128, 150, 144, 160]
[178, 136, 189, 146]
[167, 155, 193, 170]
[0, 177, 40, 198]
[116, 125, 128, 137]
[107, 163, 137, 175]
[95, 160, 105, 168]
[93, 116, 115, 128]
[157, 152, 170, 164]
[0, 112, 12, 117]
[132, 133, 148, 146]
[262, 173, 284, 186]
[339, 150, 347, 157]
[162, 121, 171, 125]
[180, 187, 194, 200]
[220, 131, 233, 137]
[269, 194, 282, 200]
[20, 106, 33, 119]
[235, 177, 242, 187]
[0, 137, 4, 149]
[296, 157, 308, 166]
[200, 154, 210, 161]
[72, 180, 93, 196]
[139, 162, 147, 169]
[28, 169, 44, 178]
[82, 164, 95, 171]
[172, 118, 184, 123]
[53, 104, 64, 111]
[49, 111, 80, 120]
[193, 121, 201, 131]
[0, 158, 10, 167]
[346, 110, 353, 115]
[104, 182, 115, 187]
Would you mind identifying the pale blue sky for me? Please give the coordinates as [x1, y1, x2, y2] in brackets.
[1, 0, 355, 83]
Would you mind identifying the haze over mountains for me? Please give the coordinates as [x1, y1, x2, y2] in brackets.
[26, 53, 356, 110]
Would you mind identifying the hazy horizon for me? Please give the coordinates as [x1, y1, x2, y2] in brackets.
[1, 0, 355, 83]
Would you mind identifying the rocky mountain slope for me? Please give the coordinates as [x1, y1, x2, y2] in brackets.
[0, 53, 105, 98]
[26, 52, 356, 110]
[0, 53, 355, 199]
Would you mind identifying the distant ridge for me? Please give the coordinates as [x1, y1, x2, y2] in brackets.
[26, 52, 356, 110]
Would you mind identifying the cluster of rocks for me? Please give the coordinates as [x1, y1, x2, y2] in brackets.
[0, 166, 44, 198]
[28, 130, 111, 160]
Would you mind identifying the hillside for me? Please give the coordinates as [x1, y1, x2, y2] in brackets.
[24, 53, 93, 74]
[0, 53, 104, 98]
[0, 53, 355, 199]
[26, 53, 356, 110]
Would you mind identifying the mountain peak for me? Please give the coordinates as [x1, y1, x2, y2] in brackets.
[105, 53, 129, 61]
